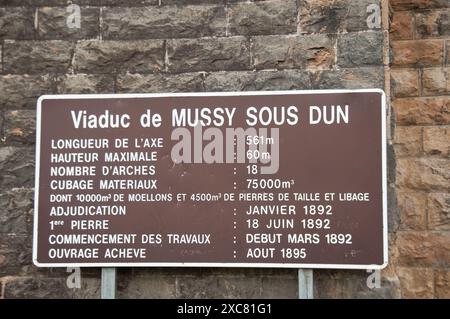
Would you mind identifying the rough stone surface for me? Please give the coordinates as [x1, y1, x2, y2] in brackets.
[260, 276, 298, 298]
[391, 69, 419, 97]
[397, 191, 427, 230]
[167, 37, 251, 73]
[103, 0, 158, 4]
[228, 0, 297, 36]
[71, 277, 101, 299]
[73, 40, 165, 74]
[118, 274, 177, 298]
[388, 183, 401, 233]
[0, 233, 32, 277]
[397, 267, 434, 298]
[0, 189, 34, 235]
[391, 11, 414, 40]
[435, 269, 450, 298]
[102, 5, 226, 39]
[393, 126, 422, 157]
[0, 7, 35, 40]
[1, 110, 36, 146]
[0, 147, 35, 190]
[176, 275, 263, 298]
[422, 68, 450, 96]
[393, 96, 450, 125]
[390, 0, 450, 10]
[391, 40, 444, 67]
[314, 269, 401, 298]
[337, 32, 384, 67]
[0, 75, 55, 109]
[298, 0, 348, 34]
[423, 126, 449, 156]
[162, 0, 217, 4]
[38, 7, 100, 40]
[3, 41, 74, 74]
[3, 0, 158, 4]
[416, 9, 450, 38]
[310, 67, 384, 89]
[204, 70, 312, 91]
[390, 9, 450, 288]
[342, 0, 382, 32]
[116, 73, 204, 93]
[397, 231, 450, 267]
[3, 277, 71, 299]
[2, 0, 104, 5]
[252, 34, 335, 70]
[447, 40, 450, 65]
[428, 193, 450, 230]
[298, 0, 381, 34]
[396, 158, 449, 191]
[56, 74, 114, 94]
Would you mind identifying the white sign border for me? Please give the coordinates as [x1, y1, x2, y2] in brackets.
[33, 89, 388, 270]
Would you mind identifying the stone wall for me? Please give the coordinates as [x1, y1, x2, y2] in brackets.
[0, 0, 447, 298]
[390, 0, 450, 299]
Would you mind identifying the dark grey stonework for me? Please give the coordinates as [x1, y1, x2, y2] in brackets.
[3, 41, 75, 74]
[38, 7, 100, 40]
[0, 233, 32, 277]
[0, 7, 35, 40]
[162, 0, 224, 4]
[337, 32, 384, 68]
[298, 0, 381, 34]
[204, 70, 312, 91]
[167, 37, 251, 73]
[0, 110, 36, 146]
[56, 74, 115, 94]
[0, 147, 35, 190]
[0, 75, 56, 109]
[72, 40, 165, 74]
[3, 277, 71, 299]
[1, 1, 157, 5]
[310, 67, 385, 90]
[102, 6, 226, 39]
[228, 0, 297, 36]
[252, 34, 335, 70]
[314, 270, 400, 299]
[116, 73, 204, 93]
[0, 188, 34, 235]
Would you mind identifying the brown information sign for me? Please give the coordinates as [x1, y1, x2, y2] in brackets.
[33, 90, 387, 269]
